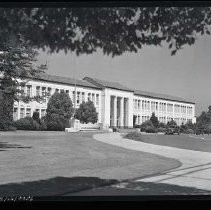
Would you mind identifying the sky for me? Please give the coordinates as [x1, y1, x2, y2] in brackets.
[37, 35, 211, 116]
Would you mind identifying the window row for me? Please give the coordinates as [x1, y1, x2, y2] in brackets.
[13, 107, 46, 120]
[133, 99, 193, 115]
[19, 85, 100, 106]
[134, 114, 192, 126]
[73, 91, 99, 106]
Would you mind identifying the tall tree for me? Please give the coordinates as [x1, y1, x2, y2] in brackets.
[45, 91, 74, 131]
[0, 35, 46, 130]
[196, 106, 211, 132]
[75, 101, 98, 124]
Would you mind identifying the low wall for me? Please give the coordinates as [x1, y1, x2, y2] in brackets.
[80, 122, 100, 130]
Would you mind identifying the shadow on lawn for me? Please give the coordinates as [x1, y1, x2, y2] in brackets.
[0, 142, 31, 150]
[0, 176, 119, 196]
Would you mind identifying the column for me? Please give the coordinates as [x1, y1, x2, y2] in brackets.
[103, 94, 110, 126]
[113, 96, 117, 127]
[124, 98, 129, 127]
[120, 97, 124, 128]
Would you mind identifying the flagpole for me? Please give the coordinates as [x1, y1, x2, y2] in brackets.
[73, 57, 77, 117]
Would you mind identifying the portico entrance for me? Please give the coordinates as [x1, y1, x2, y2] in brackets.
[110, 96, 129, 128]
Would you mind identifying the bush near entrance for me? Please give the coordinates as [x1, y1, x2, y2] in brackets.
[75, 100, 98, 124]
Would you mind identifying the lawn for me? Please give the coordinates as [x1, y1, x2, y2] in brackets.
[124, 132, 211, 153]
[0, 131, 180, 196]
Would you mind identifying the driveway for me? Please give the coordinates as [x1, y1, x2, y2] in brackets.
[0, 131, 180, 196]
[92, 133, 211, 192]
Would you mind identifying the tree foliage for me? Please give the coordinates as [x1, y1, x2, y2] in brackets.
[196, 106, 211, 133]
[0, 35, 47, 130]
[150, 112, 159, 128]
[0, 7, 211, 57]
[167, 119, 177, 127]
[45, 91, 74, 131]
[75, 101, 98, 124]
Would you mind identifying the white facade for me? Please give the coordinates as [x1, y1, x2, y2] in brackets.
[12, 75, 196, 127]
[133, 95, 196, 126]
[13, 79, 102, 123]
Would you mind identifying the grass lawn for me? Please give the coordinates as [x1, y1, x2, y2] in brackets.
[124, 131, 211, 153]
[0, 130, 181, 196]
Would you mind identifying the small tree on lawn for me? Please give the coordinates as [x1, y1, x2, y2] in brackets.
[150, 112, 159, 128]
[45, 91, 74, 131]
[75, 101, 98, 124]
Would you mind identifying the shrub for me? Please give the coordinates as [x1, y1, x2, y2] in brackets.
[0, 125, 17, 131]
[141, 120, 155, 132]
[140, 127, 146, 132]
[39, 120, 47, 131]
[8, 126, 17, 131]
[145, 126, 158, 133]
[134, 124, 141, 128]
[46, 115, 69, 131]
[158, 127, 166, 133]
[112, 127, 119, 132]
[186, 128, 195, 134]
[159, 122, 166, 128]
[167, 119, 177, 128]
[13, 117, 40, 130]
[124, 131, 142, 141]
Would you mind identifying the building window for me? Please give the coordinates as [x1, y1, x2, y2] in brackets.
[26, 85, 31, 97]
[82, 92, 85, 102]
[20, 108, 25, 119]
[72, 91, 75, 103]
[96, 94, 99, 105]
[20, 85, 25, 96]
[77, 92, 80, 104]
[55, 89, 59, 93]
[65, 90, 69, 94]
[92, 93, 95, 104]
[42, 87, 46, 96]
[26, 108, 31, 117]
[88, 93, 91, 101]
[138, 100, 140, 110]
[148, 101, 150, 110]
[36, 86, 40, 96]
[13, 108, 18, 121]
[138, 115, 140, 124]
[47, 87, 51, 97]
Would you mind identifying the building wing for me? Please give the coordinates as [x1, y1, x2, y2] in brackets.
[134, 89, 195, 104]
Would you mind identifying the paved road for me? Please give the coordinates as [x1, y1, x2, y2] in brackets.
[92, 133, 211, 193]
[0, 131, 180, 196]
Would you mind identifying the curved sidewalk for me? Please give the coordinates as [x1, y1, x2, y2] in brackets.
[93, 133, 211, 191]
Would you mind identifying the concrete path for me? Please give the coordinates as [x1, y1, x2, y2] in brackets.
[93, 133, 211, 191]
